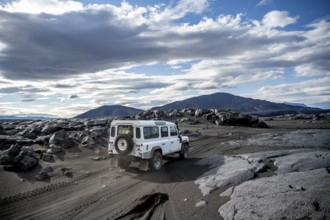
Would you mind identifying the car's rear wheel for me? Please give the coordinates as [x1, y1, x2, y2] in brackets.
[179, 143, 189, 159]
[149, 151, 162, 171]
[115, 135, 134, 155]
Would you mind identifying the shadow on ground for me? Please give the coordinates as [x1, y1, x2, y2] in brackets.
[128, 156, 224, 184]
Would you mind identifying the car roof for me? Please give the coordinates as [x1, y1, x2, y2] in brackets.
[111, 120, 175, 127]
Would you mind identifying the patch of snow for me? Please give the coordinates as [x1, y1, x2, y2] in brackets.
[195, 155, 263, 196]
[219, 169, 330, 220]
[225, 129, 330, 149]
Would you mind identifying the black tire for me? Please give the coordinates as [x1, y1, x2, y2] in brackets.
[149, 151, 162, 171]
[118, 159, 130, 169]
[179, 143, 189, 160]
[115, 135, 134, 155]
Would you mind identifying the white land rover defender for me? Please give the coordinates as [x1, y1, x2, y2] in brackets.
[108, 120, 189, 171]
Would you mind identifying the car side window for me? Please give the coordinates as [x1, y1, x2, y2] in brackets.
[170, 126, 178, 136]
[161, 126, 168, 137]
[110, 127, 115, 137]
[143, 127, 159, 139]
[136, 127, 141, 139]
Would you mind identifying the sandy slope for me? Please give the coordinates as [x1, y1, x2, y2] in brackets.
[0, 118, 330, 220]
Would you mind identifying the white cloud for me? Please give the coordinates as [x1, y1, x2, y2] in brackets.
[0, 0, 83, 15]
[154, 0, 209, 22]
[0, 1, 329, 116]
[262, 11, 298, 28]
[251, 77, 330, 106]
[295, 64, 330, 77]
[256, 0, 272, 7]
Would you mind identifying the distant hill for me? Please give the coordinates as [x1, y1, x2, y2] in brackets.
[0, 115, 57, 121]
[152, 92, 323, 116]
[283, 102, 308, 108]
[74, 105, 143, 119]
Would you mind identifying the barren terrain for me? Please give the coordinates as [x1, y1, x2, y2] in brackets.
[1, 117, 330, 220]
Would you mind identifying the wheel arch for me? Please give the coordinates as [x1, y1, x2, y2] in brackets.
[151, 146, 163, 156]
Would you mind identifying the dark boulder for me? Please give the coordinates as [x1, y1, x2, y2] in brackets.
[0, 143, 22, 165]
[61, 167, 73, 177]
[92, 119, 109, 127]
[18, 128, 38, 139]
[41, 124, 62, 135]
[181, 108, 195, 116]
[4, 129, 21, 135]
[180, 117, 191, 122]
[49, 130, 76, 149]
[47, 144, 62, 154]
[89, 126, 107, 134]
[36, 165, 53, 180]
[34, 135, 51, 146]
[11, 146, 39, 171]
[202, 112, 217, 121]
[167, 110, 182, 118]
[195, 109, 211, 117]
[41, 153, 53, 161]
[6, 143, 22, 157]
[214, 111, 268, 128]
[84, 120, 94, 128]
[135, 110, 160, 120]
[256, 121, 269, 128]
[0, 124, 4, 135]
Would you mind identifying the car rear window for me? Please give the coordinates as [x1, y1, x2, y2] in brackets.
[143, 127, 159, 139]
[118, 125, 133, 137]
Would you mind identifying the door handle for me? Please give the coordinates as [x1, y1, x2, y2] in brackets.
[162, 143, 165, 145]
[171, 142, 174, 143]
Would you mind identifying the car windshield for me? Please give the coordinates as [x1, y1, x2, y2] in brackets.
[118, 125, 133, 137]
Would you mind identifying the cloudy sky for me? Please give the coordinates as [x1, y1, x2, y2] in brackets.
[0, 0, 329, 118]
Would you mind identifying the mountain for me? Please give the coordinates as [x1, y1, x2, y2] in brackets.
[283, 102, 308, 108]
[0, 115, 57, 121]
[74, 105, 143, 119]
[152, 92, 323, 116]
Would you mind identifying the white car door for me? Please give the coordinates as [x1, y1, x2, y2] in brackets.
[169, 126, 181, 152]
[158, 126, 170, 154]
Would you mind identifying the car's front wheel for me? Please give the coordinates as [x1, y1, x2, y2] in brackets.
[179, 143, 189, 159]
[149, 151, 162, 171]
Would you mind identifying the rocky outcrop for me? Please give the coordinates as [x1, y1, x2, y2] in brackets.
[41, 153, 53, 161]
[214, 111, 268, 128]
[135, 108, 268, 128]
[219, 169, 330, 220]
[12, 146, 39, 171]
[35, 165, 53, 180]
[0, 143, 22, 165]
[0, 118, 109, 172]
[61, 167, 73, 177]
[49, 130, 77, 149]
[0, 135, 34, 150]
[1, 145, 39, 171]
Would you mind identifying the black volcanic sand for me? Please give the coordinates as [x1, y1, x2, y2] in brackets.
[0, 118, 330, 220]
